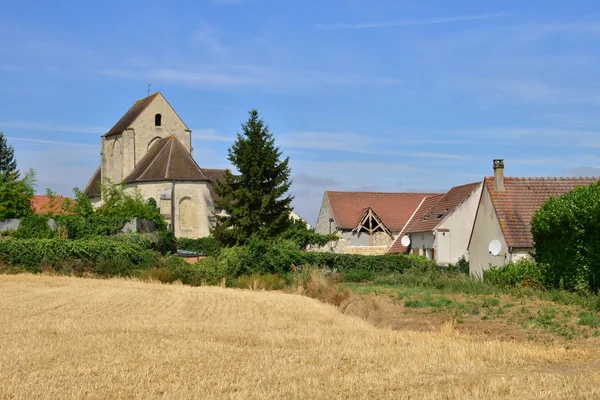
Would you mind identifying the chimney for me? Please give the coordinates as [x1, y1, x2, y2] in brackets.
[493, 159, 505, 192]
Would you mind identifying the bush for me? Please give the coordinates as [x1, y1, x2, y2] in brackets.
[13, 214, 55, 239]
[484, 259, 544, 289]
[0, 236, 159, 271]
[531, 181, 600, 291]
[154, 231, 177, 255]
[177, 237, 221, 256]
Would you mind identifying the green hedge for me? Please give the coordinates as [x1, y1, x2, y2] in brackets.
[531, 181, 600, 291]
[177, 237, 221, 256]
[0, 237, 158, 271]
[207, 238, 439, 278]
[483, 259, 544, 289]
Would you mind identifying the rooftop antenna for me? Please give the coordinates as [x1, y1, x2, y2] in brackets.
[147, 83, 152, 97]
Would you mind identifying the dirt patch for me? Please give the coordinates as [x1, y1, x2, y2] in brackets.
[339, 292, 600, 345]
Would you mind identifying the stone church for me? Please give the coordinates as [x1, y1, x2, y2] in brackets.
[83, 92, 227, 238]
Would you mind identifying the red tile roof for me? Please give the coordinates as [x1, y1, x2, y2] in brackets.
[406, 182, 481, 233]
[486, 176, 599, 248]
[387, 194, 442, 254]
[31, 195, 71, 215]
[327, 191, 438, 232]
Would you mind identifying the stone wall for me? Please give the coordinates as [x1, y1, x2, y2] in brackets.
[315, 193, 336, 235]
[0, 219, 21, 232]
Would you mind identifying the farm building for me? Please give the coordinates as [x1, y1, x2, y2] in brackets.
[314, 191, 438, 255]
[388, 182, 482, 266]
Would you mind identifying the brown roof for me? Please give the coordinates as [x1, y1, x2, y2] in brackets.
[83, 166, 102, 198]
[125, 136, 209, 183]
[407, 182, 481, 233]
[105, 93, 160, 137]
[201, 168, 229, 203]
[327, 191, 438, 232]
[485, 176, 599, 248]
[387, 194, 442, 254]
[32, 195, 72, 215]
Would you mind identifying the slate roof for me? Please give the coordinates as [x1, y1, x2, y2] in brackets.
[124, 136, 209, 183]
[387, 194, 442, 254]
[201, 168, 228, 203]
[83, 166, 102, 198]
[326, 191, 438, 232]
[485, 176, 598, 248]
[407, 182, 481, 233]
[105, 93, 160, 137]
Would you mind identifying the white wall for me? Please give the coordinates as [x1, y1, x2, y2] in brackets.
[468, 185, 509, 278]
[435, 184, 483, 265]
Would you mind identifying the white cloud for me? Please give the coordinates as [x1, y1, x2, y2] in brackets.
[316, 12, 510, 30]
[7, 136, 96, 148]
[99, 65, 402, 92]
[0, 121, 104, 134]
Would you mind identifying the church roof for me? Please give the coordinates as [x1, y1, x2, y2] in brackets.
[83, 166, 102, 198]
[201, 168, 229, 203]
[124, 136, 209, 183]
[105, 92, 160, 137]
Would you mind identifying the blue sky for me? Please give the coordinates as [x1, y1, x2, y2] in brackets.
[2, 0, 600, 224]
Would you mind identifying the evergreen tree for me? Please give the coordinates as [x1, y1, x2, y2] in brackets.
[0, 132, 18, 181]
[0, 169, 35, 220]
[212, 110, 293, 246]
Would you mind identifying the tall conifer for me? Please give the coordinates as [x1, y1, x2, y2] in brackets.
[212, 110, 293, 245]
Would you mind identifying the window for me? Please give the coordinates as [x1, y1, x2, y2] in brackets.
[155, 113, 162, 127]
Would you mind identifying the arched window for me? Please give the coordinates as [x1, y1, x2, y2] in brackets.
[155, 113, 162, 127]
[179, 197, 198, 231]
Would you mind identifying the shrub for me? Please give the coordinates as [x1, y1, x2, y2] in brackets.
[0, 236, 159, 271]
[13, 214, 55, 239]
[177, 237, 221, 256]
[292, 267, 350, 306]
[484, 259, 544, 289]
[531, 181, 600, 291]
[230, 273, 287, 290]
[154, 231, 177, 255]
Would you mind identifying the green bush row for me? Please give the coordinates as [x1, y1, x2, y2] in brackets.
[483, 259, 545, 289]
[176, 237, 221, 256]
[0, 236, 159, 271]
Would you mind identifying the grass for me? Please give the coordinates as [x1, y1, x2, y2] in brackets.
[343, 274, 600, 342]
[1, 274, 600, 399]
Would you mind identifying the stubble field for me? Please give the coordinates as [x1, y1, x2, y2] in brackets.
[1, 274, 599, 399]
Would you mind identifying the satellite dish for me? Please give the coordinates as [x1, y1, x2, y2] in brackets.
[488, 240, 502, 256]
[401, 235, 411, 247]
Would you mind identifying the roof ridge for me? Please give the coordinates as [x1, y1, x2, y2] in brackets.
[172, 137, 209, 180]
[137, 138, 170, 180]
[485, 176, 600, 181]
[165, 136, 175, 179]
[326, 191, 442, 195]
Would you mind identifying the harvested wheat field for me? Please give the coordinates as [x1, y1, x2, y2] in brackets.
[1, 275, 599, 399]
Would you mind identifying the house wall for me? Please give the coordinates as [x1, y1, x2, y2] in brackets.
[410, 232, 435, 259]
[468, 185, 509, 278]
[435, 184, 483, 265]
[315, 193, 337, 235]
